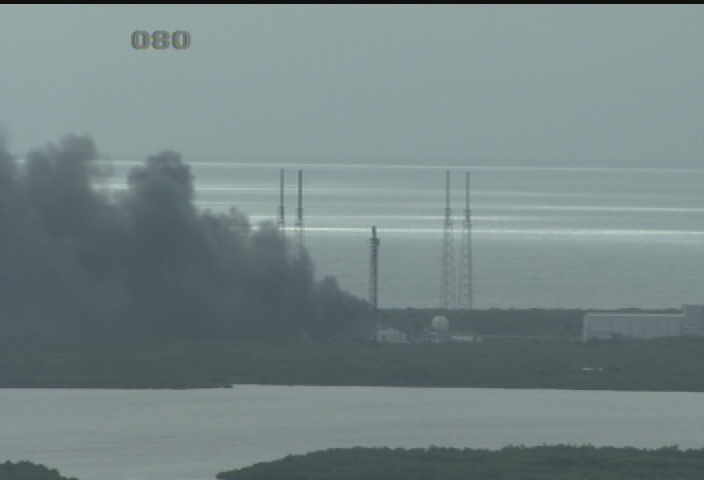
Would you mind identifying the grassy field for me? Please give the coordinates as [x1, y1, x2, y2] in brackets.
[3, 336, 704, 391]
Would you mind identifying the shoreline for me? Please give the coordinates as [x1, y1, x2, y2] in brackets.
[3, 383, 704, 394]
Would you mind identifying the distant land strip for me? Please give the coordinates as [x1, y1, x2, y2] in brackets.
[2, 329, 704, 392]
[216, 445, 704, 480]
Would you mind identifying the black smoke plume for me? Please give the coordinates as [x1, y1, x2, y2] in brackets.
[0, 134, 372, 344]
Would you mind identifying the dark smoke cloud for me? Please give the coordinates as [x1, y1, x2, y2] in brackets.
[0, 134, 371, 344]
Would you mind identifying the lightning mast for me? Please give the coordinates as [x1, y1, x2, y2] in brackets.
[277, 168, 285, 231]
[460, 172, 473, 310]
[294, 169, 305, 257]
[441, 170, 456, 310]
[369, 225, 380, 310]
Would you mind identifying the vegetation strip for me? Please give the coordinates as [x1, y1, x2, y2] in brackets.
[3, 336, 704, 391]
[0, 461, 77, 480]
[217, 445, 704, 480]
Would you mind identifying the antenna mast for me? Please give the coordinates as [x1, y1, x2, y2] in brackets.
[277, 168, 285, 231]
[441, 170, 456, 310]
[460, 172, 473, 310]
[294, 169, 305, 257]
[369, 225, 380, 310]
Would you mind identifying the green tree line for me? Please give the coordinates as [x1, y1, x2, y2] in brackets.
[217, 445, 704, 480]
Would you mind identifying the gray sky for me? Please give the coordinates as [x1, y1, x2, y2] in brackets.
[2, 5, 704, 166]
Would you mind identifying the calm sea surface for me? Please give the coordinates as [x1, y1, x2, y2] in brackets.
[3, 386, 704, 480]
[101, 161, 704, 309]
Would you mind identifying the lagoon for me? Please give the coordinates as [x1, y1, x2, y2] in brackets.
[3, 385, 704, 480]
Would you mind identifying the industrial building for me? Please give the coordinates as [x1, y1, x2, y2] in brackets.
[582, 304, 704, 341]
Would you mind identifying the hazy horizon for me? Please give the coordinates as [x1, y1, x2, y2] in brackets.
[3, 5, 704, 168]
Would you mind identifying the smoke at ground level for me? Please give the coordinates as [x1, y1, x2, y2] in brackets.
[0, 133, 372, 344]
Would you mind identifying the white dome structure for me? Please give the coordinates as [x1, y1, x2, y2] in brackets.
[431, 315, 450, 332]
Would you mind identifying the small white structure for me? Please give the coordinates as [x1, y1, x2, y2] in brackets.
[431, 315, 450, 332]
[375, 327, 409, 344]
[415, 316, 483, 344]
[582, 304, 704, 341]
[451, 334, 483, 343]
[417, 315, 452, 343]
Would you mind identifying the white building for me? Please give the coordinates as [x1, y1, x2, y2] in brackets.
[582, 304, 704, 341]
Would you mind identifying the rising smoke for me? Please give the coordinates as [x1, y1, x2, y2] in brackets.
[0, 133, 371, 344]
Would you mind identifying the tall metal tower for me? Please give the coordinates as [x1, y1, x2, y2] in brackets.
[369, 225, 380, 310]
[294, 169, 305, 257]
[441, 170, 456, 310]
[277, 168, 285, 231]
[460, 172, 473, 310]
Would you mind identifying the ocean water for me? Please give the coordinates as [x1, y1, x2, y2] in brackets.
[99, 161, 704, 309]
[3, 386, 704, 480]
